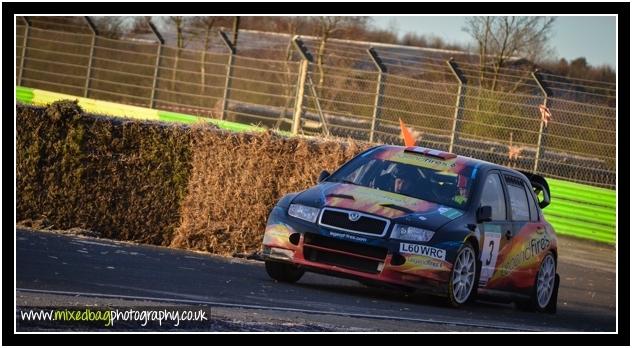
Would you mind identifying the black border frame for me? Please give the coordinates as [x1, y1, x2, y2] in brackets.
[4, 2, 629, 346]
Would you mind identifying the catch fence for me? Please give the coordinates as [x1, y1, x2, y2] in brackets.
[15, 16, 616, 188]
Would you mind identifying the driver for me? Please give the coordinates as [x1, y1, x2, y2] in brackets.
[392, 165, 419, 194]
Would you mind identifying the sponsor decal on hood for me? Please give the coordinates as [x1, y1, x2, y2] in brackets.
[291, 182, 465, 230]
[323, 184, 438, 218]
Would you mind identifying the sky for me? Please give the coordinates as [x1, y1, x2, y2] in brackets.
[371, 16, 616, 68]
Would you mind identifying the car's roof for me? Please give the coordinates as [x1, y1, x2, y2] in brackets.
[373, 144, 523, 176]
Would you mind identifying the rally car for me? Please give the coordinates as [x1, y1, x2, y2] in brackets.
[261, 145, 559, 312]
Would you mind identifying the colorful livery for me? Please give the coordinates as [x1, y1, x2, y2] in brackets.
[261, 145, 559, 311]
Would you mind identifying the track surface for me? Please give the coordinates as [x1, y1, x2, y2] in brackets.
[15, 228, 616, 331]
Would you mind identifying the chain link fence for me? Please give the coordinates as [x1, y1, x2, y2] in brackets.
[15, 17, 616, 189]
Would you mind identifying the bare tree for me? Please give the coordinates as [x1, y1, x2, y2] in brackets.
[462, 16, 556, 147]
[190, 16, 221, 93]
[313, 16, 368, 89]
[91, 16, 127, 39]
[364, 28, 399, 45]
[163, 16, 200, 90]
[130, 16, 153, 34]
[464, 16, 556, 91]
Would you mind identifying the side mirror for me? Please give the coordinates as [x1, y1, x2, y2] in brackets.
[318, 170, 330, 183]
[477, 205, 492, 223]
[532, 182, 550, 209]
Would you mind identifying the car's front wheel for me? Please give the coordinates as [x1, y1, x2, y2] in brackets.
[447, 243, 477, 307]
[265, 260, 304, 283]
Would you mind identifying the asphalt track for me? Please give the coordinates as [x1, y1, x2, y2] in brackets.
[15, 228, 616, 332]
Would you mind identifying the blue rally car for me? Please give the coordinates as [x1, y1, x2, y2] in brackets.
[261, 145, 559, 311]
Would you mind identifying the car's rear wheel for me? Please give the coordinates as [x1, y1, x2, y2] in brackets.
[265, 260, 304, 283]
[516, 252, 558, 313]
[535, 253, 557, 309]
[447, 243, 477, 307]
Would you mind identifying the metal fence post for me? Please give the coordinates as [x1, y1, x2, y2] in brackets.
[83, 16, 98, 98]
[218, 30, 236, 121]
[17, 16, 31, 86]
[446, 58, 467, 153]
[305, 74, 330, 136]
[147, 19, 164, 109]
[532, 70, 549, 174]
[291, 36, 313, 135]
[292, 59, 308, 135]
[367, 47, 387, 143]
[293, 40, 328, 135]
[231, 16, 240, 47]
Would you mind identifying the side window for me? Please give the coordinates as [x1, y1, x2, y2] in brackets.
[524, 182, 539, 221]
[505, 180, 530, 221]
[479, 173, 507, 221]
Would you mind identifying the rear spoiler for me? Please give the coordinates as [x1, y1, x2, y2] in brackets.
[519, 171, 551, 209]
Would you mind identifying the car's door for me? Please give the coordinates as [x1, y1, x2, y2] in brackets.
[476, 171, 513, 289]
[501, 174, 551, 292]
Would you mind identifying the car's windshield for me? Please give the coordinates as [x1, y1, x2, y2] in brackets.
[326, 148, 474, 209]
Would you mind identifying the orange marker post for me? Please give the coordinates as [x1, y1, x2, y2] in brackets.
[399, 118, 416, 147]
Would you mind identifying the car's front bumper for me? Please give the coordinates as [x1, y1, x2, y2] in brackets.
[261, 206, 457, 295]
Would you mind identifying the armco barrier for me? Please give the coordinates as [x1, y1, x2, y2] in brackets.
[15, 86, 616, 244]
[545, 178, 616, 244]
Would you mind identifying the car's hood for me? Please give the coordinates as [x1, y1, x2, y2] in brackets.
[292, 182, 465, 231]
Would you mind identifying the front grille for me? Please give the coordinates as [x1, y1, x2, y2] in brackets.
[319, 208, 389, 236]
[304, 233, 388, 260]
[303, 247, 382, 274]
[303, 234, 388, 274]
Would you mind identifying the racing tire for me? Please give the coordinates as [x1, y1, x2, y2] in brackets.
[265, 260, 305, 283]
[447, 242, 478, 308]
[517, 252, 558, 313]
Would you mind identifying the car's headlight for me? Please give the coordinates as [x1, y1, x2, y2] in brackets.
[391, 224, 435, 242]
[288, 204, 320, 223]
